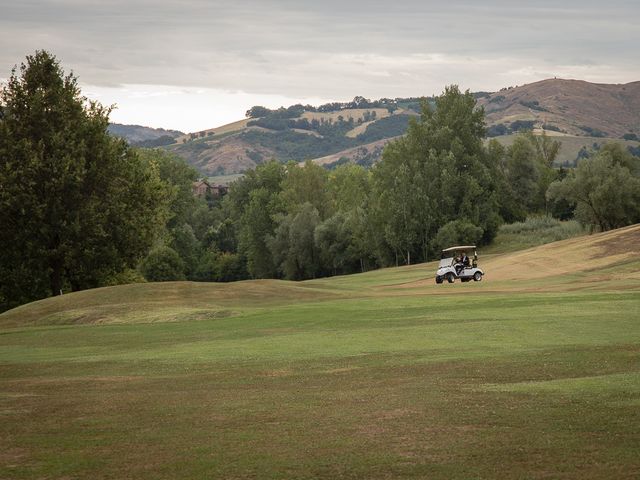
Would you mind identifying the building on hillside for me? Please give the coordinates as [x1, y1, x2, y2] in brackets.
[210, 184, 229, 197]
[192, 179, 229, 198]
[192, 179, 211, 196]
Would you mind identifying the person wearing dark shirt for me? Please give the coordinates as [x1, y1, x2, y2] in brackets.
[456, 252, 469, 276]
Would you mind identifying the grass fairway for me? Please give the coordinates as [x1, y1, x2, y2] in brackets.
[1, 226, 640, 479]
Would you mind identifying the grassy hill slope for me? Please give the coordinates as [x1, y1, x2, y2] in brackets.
[478, 78, 640, 138]
[1, 225, 639, 479]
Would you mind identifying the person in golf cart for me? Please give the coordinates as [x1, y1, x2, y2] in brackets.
[435, 245, 483, 284]
[455, 251, 470, 275]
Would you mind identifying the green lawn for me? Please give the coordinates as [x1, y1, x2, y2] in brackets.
[1, 235, 640, 478]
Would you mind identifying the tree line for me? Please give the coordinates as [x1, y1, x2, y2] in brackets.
[147, 86, 639, 283]
[244, 95, 415, 119]
[2, 51, 639, 311]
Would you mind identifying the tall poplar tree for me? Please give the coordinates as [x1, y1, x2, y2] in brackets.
[371, 85, 501, 264]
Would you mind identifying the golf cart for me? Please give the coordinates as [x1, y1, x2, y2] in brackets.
[435, 245, 484, 284]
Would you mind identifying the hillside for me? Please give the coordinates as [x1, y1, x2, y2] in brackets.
[107, 123, 184, 145]
[166, 107, 416, 175]
[494, 132, 640, 167]
[161, 79, 640, 175]
[478, 79, 640, 138]
[1, 225, 639, 479]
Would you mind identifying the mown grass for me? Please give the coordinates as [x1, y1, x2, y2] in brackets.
[1, 228, 639, 479]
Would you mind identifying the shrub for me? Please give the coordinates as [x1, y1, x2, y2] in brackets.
[103, 269, 147, 286]
[487, 123, 508, 137]
[579, 125, 607, 137]
[140, 246, 186, 281]
[194, 251, 247, 282]
[510, 120, 535, 132]
[519, 100, 549, 112]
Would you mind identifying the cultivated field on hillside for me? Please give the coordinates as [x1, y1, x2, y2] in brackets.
[173, 119, 252, 144]
[1, 225, 639, 479]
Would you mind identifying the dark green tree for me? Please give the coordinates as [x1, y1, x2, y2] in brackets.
[499, 132, 559, 214]
[314, 212, 358, 275]
[0, 51, 167, 309]
[193, 250, 246, 282]
[487, 139, 527, 222]
[268, 203, 321, 280]
[327, 164, 375, 271]
[245, 106, 270, 118]
[170, 223, 201, 277]
[547, 144, 640, 231]
[280, 160, 331, 219]
[503, 135, 543, 211]
[434, 220, 484, 252]
[223, 161, 286, 278]
[140, 246, 186, 281]
[371, 85, 501, 264]
[137, 149, 199, 230]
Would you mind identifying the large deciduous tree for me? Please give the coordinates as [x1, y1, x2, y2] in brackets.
[226, 161, 286, 278]
[371, 85, 501, 264]
[546, 144, 640, 231]
[0, 51, 167, 309]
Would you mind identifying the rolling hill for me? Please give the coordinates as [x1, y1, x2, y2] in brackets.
[2, 223, 638, 328]
[107, 123, 184, 146]
[156, 78, 639, 176]
[477, 78, 640, 138]
[166, 107, 416, 175]
[1, 225, 639, 478]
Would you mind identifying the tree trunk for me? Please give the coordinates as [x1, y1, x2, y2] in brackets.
[49, 259, 63, 296]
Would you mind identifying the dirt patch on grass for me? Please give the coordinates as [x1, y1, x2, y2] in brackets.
[321, 367, 361, 374]
[8, 375, 145, 387]
[261, 369, 293, 378]
[0, 447, 30, 467]
[357, 409, 419, 438]
[589, 224, 640, 257]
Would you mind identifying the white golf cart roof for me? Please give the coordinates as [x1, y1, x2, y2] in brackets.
[441, 245, 476, 253]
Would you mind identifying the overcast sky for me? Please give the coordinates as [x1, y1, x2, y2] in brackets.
[1, 0, 639, 132]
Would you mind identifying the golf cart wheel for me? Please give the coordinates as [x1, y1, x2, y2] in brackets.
[435, 276, 443, 284]
[473, 272, 483, 282]
[446, 273, 455, 283]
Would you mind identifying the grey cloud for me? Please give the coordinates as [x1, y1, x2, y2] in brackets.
[0, 0, 638, 97]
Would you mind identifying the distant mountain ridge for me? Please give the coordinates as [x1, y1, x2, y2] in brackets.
[107, 123, 184, 145]
[130, 78, 640, 175]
